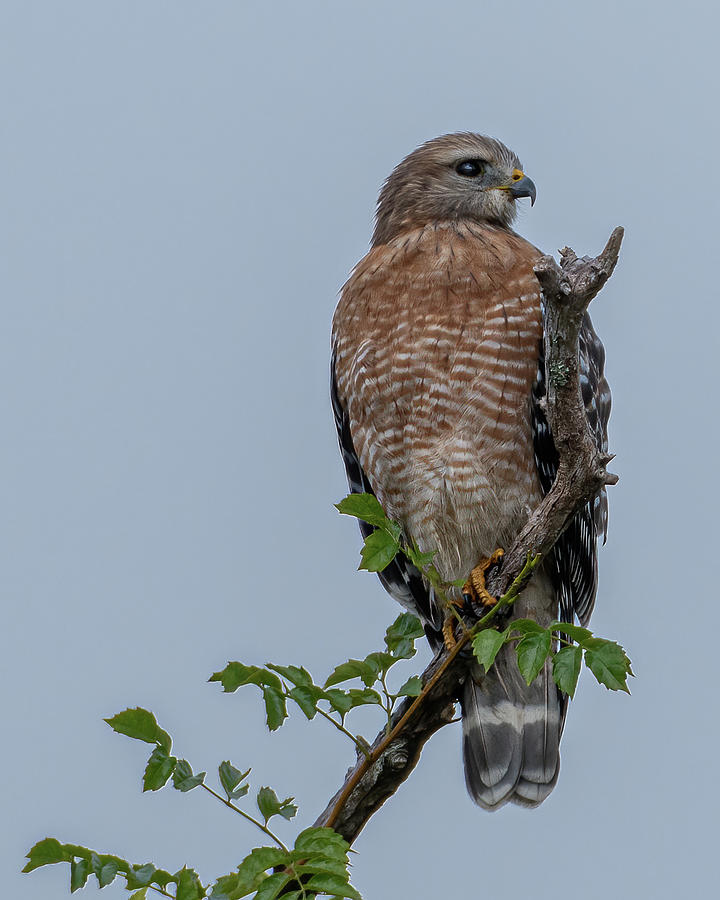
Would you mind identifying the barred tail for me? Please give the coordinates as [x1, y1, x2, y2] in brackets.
[461, 650, 562, 810]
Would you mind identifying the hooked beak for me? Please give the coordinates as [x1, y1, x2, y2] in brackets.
[507, 169, 537, 206]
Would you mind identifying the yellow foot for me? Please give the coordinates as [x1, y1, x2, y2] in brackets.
[462, 548, 505, 609]
[442, 601, 465, 652]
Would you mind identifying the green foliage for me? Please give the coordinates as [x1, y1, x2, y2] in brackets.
[27, 706, 360, 899]
[470, 618, 633, 697]
[23, 838, 204, 897]
[25, 493, 632, 900]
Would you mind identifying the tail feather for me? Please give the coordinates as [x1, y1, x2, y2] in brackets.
[462, 648, 562, 810]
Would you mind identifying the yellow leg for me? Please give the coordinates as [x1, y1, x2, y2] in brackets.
[442, 601, 465, 651]
[462, 548, 505, 609]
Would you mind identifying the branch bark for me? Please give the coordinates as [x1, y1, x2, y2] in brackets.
[314, 227, 624, 844]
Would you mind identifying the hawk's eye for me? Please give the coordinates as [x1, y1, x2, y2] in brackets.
[455, 159, 485, 178]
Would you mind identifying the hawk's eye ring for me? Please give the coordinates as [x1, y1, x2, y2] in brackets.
[455, 159, 485, 178]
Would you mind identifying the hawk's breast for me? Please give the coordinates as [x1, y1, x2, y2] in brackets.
[332, 222, 544, 583]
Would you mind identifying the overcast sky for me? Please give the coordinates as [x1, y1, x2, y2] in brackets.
[3, 2, 718, 898]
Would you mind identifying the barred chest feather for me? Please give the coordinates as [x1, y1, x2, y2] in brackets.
[332, 221, 544, 585]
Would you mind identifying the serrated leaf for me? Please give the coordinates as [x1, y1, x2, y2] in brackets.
[404, 542, 437, 570]
[104, 708, 172, 754]
[323, 689, 353, 717]
[143, 746, 177, 791]
[346, 688, 382, 708]
[294, 828, 350, 860]
[253, 872, 291, 900]
[384, 613, 423, 659]
[335, 493, 389, 528]
[257, 786, 297, 823]
[23, 838, 71, 872]
[209, 874, 237, 900]
[324, 659, 378, 689]
[176, 866, 203, 900]
[549, 621, 593, 644]
[266, 664, 314, 687]
[150, 869, 175, 888]
[472, 629, 506, 672]
[516, 630, 552, 685]
[359, 530, 399, 572]
[97, 860, 119, 888]
[396, 676, 422, 697]
[363, 651, 398, 676]
[219, 761, 250, 799]
[129, 890, 149, 900]
[506, 618, 547, 637]
[583, 638, 633, 692]
[262, 685, 287, 730]
[70, 857, 89, 892]
[208, 663, 282, 694]
[288, 685, 325, 720]
[305, 873, 361, 899]
[552, 645, 583, 698]
[172, 759, 206, 792]
[233, 847, 288, 897]
[293, 858, 349, 878]
[127, 864, 156, 889]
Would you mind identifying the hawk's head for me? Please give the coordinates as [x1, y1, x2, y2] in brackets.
[372, 133, 536, 246]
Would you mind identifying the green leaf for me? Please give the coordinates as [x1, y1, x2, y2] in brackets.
[176, 866, 204, 900]
[323, 689, 353, 717]
[404, 541, 437, 570]
[335, 493, 389, 528]
[233, 847, 288, 897]
[97, 860, 119, 888]
[305, 874, 361, 899]
[294, 828, 350, 860]
[70, 857, 89, 892]
[552, 645, 583, 698]
[253, 872, 291, 900]
[583, 638, 633, 693]
[396, 676, 422, 697]
[359, 530, 399, 572]
[219, 761, 251, 799]
[104, 708, 172, 754]
[127, 864, 156, 889]
[506, 618, 547, 637]
[256, 786, 297, 823]
[324, 659, 378, 689]
[23, 838, 71, 872]
[516, 630, 552, 685]
[143, 746, 177, 791]
[384, 613, 423, 659]
[288, 685, 325, 720]
[549, 621, 593, 644]
[262, 686, 287, 730]
[172, 759, 206, 792]
[472, 629, 506, 672]
[209, 663, 282, 694]
[346, 688, 382, 708]
[266, 664, 314, 687]
[363, 651, 398, 676]
[129, 890, 149, 900]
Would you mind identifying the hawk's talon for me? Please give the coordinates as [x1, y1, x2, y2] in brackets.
[462, 548, 505, 613]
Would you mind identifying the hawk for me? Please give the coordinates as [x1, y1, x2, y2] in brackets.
[331, 134, 610, 810]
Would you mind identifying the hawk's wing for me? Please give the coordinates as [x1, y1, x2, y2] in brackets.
[330, 351, 443, 637]
[531, 312, 611, 626]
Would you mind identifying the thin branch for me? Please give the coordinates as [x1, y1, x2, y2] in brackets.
[313, 228, 623, 844]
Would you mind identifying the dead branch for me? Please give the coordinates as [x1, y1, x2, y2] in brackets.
[314, 227, 623, 844]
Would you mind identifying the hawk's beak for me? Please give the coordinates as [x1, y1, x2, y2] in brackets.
[507, 170, 537, 206]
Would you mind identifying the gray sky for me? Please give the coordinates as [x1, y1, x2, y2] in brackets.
[3, 2, 718, 898]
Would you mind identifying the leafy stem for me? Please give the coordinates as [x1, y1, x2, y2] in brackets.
[201, 783, 290, 852]
[314, 705, 371, 758]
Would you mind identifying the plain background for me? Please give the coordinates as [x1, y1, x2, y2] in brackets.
[3, 2, 718, 898]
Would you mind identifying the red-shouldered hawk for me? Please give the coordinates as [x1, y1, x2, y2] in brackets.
[331, 134, 610, 809]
